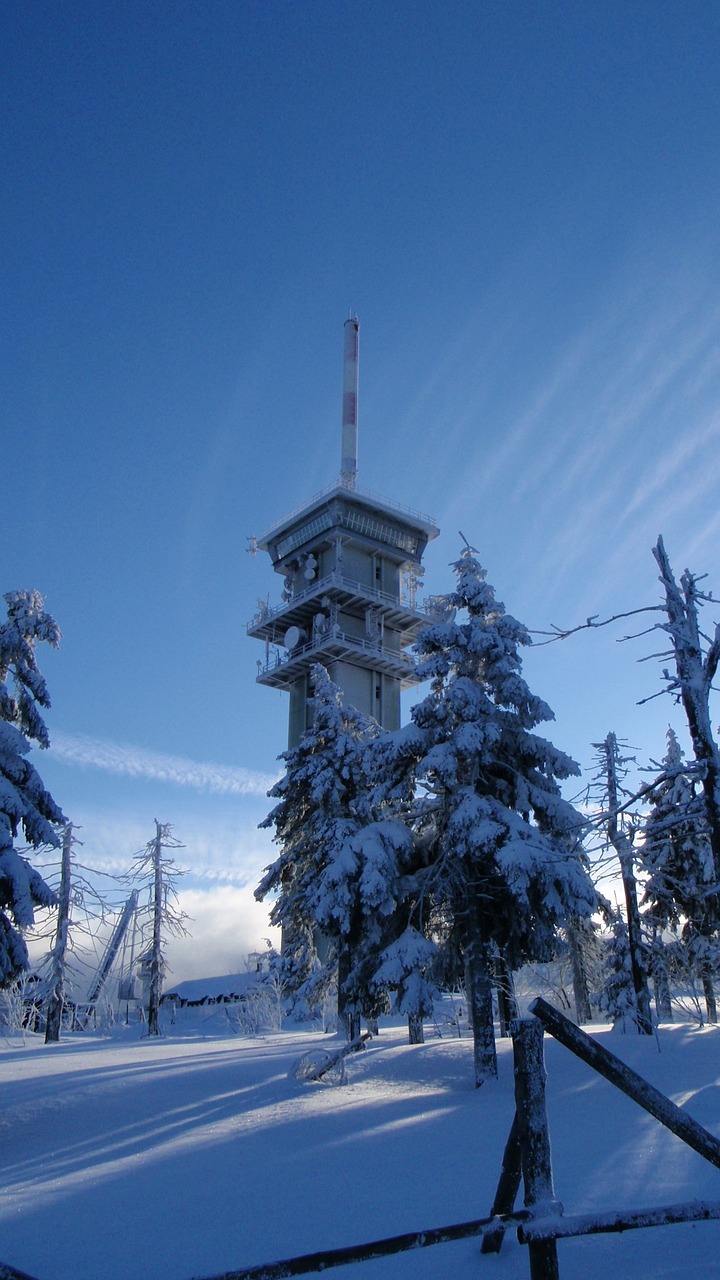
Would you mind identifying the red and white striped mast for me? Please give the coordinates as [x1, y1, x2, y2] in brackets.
[340, 314, 359, 489]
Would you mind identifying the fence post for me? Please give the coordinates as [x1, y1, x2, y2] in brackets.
[481, 1111, 522, 1253]
[512, 1018, 560, 1280]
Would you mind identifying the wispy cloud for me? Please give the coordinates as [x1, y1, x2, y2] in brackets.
[49, 732, 278, 798]
[42, 804, 275, 887]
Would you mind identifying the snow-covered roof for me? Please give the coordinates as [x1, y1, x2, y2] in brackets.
[163, 972, 263, 1002]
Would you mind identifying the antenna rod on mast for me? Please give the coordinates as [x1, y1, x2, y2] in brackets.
[340, 314, 359, 489]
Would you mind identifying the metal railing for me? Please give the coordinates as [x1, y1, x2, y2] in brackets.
[256, 626, 412, 677]
[247, 571, 429, 633]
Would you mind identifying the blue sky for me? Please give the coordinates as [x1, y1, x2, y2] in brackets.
[4, 2, 720, 980]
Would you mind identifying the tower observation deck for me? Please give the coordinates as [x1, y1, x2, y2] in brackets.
[248, 320, 440, 747]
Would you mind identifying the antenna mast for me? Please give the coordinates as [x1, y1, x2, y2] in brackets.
[340, 315, 359, 489]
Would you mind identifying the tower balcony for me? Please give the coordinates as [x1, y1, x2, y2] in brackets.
[254, 626, 422, 691]
[247, 570, 432, 647]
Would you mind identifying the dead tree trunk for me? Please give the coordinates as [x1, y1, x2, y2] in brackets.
[601, 733, 653, 1035]
[653, 538, 720, 887]
[147, 821, 164, 1036]
[44, 824, 73, 1044]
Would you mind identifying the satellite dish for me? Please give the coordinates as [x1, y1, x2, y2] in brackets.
[283, 625, 305, 650]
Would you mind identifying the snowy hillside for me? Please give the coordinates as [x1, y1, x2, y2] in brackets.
[2, 1016, 720, 1280]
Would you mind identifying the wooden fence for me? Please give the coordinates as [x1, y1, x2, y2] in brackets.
[207, 999, 720, 1280]
[4, 999, 720, 1280]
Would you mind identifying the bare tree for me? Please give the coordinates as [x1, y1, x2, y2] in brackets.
[542, 537, 720, 872]
[131, 822, 188, 1036]
[594, 733, 653, 1035]
[540, 538, 720, 1020]
[43, 824, 73, 1043]
[652, 537, 720, 882]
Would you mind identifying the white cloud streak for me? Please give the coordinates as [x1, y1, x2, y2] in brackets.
[49, 732, 279, 798]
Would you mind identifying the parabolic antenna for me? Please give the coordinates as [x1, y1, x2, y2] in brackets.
[284, 625, 304, 650]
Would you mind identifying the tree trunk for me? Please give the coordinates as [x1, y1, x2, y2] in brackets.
[45, 825, 73, 1044]
[408, 1012, 425, 1044]
[701, 963, 717, 1025]
[618, 850, 653, 1035]
[461, 893, 497, 1085]
[653, 963, 674, 1022]
[603, 733, 653, 1035]
[650, 931, 673, 1022]
[463, 957, 473, 1029]
[567, 917, 593, 1024]
[336, 943, 360, 1042]
[147, 821, 163, 1036]
[493, 953, 518, 1037]
[653, 539, 720, 892]
[467, 956, 496, 1085]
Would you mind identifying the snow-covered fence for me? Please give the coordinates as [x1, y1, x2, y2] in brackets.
[482, 998, 720, 1278]
[182, 1004, 720, 1280]
[186, 1211, 533, 1278]
[4, 1003, 720, 1280]
[529, 996, 720, 1168]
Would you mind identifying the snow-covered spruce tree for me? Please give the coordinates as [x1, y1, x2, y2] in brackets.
[0, 590, 63, 986]
[367, 924, 437, 1044]
[256, 665, 382, 1040]
[354, 712, 442, 1043]
[642, 727, 717, 1022]
[598, 911, 637, 1029]
[327, 819, 436, 1044]
[377, 545, 596, 1085]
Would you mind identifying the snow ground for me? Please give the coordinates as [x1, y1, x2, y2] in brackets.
[1, 1014, 720, 1280]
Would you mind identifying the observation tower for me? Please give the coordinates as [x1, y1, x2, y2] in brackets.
[248, 319, 439, 746]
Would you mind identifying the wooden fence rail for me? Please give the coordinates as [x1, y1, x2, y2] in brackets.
[519, 1199, 720, 1243]
[192, 1212, 531, 1280]
[529, 996, 720, 1169]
